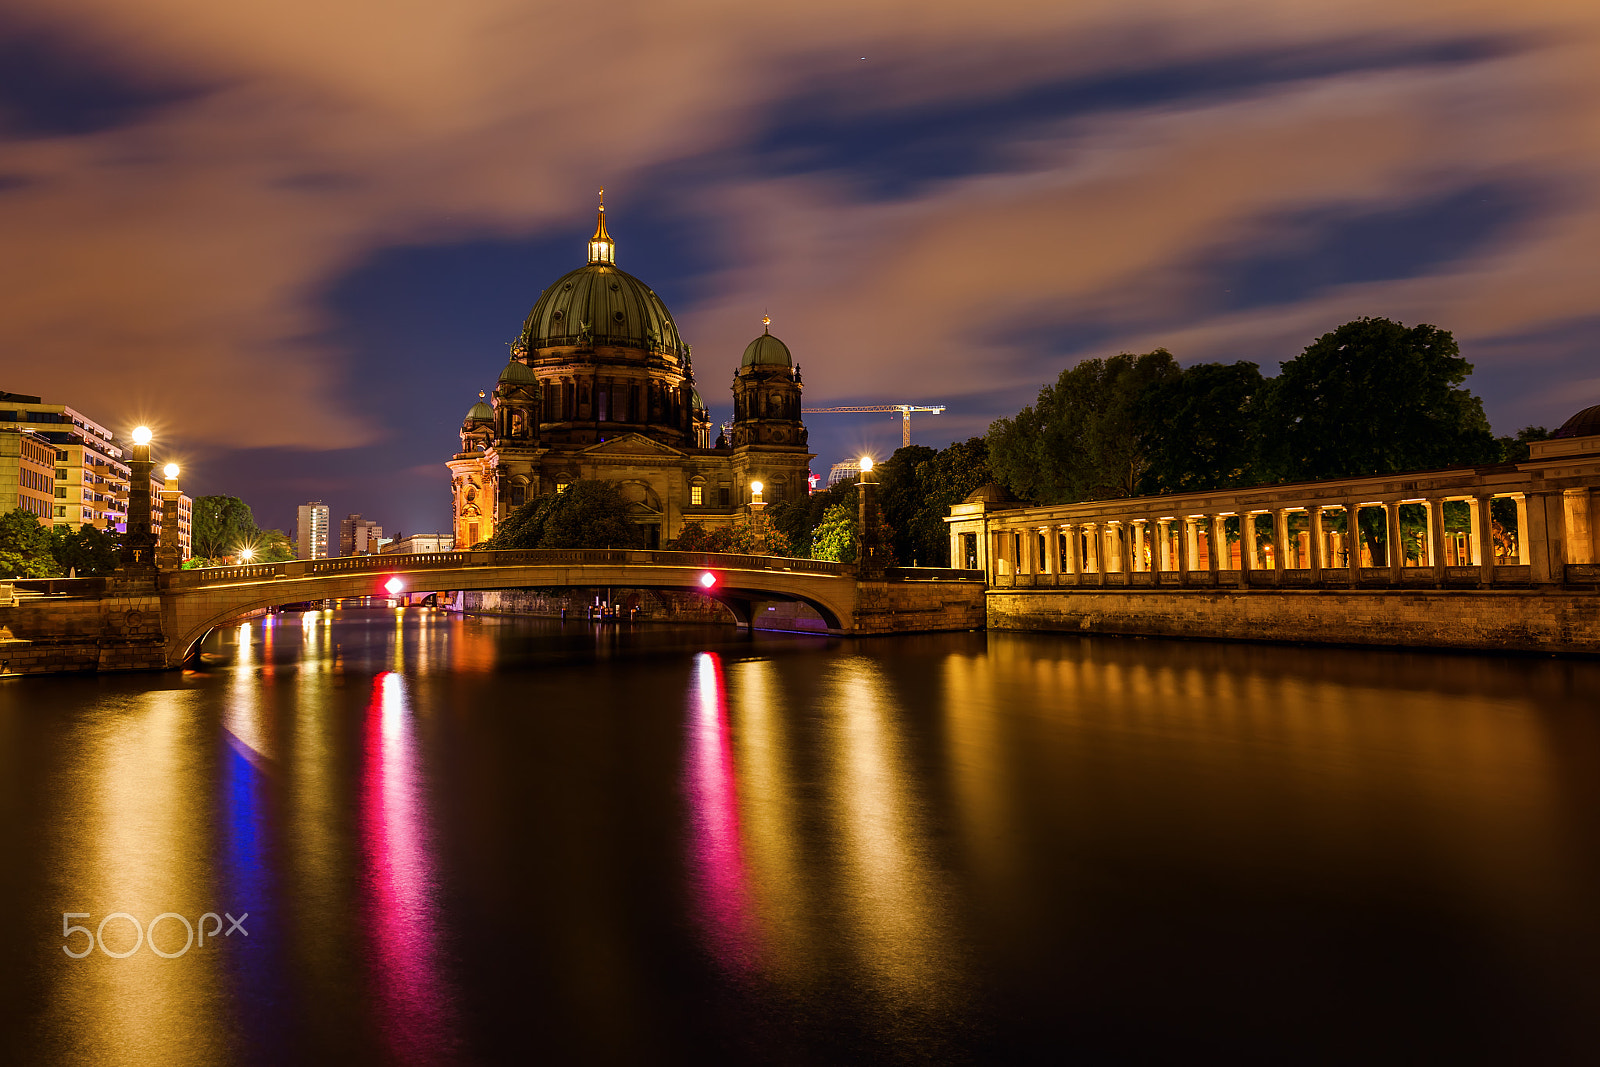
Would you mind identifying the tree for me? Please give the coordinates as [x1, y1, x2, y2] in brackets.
[255, 528, 295, 563]
[874, 438, 996, 566]
[1139, 362, 1267, 493]
[988, 350, 1183, 503]
[1497, 425, 1551, 463]
[811, 502, 857, 563]
[1260, 317, 1499, 481]
[191, 496, 259, 560]
[486, 481, 645, 549]
[49, 524, 119, 576]
[0, 509, 61, 578]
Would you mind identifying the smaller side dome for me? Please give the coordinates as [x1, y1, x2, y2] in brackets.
[498, 359, 538, 384]
[963, 482, 1016, 504]
[690, 386, 706, 412]
[465, 401, 494, 422]
[741, 333, 792, 369]
[1553, 404, 1600, 439]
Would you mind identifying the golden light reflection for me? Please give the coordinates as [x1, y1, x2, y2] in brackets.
[823, 658, 954, 1005]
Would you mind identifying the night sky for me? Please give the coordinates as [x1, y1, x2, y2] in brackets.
[3, 2, 1599, 537]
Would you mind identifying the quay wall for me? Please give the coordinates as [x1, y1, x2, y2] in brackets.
[0, 596, 167, 675]
[854, 579, 987, 635]
[987, 588, 1600, 655]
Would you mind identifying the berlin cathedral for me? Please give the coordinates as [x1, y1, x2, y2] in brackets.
[448, 200, 813, 548]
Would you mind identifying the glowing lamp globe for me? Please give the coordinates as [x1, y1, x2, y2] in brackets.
[859, 455, 873, 473]
[239, 547, 255, 561]
[699, 572, 717, 588]
[751, 480, 763, 495]
[163, 463, 180, 479]
[385, 577, 405, 595]
[131, 426, 152, 446]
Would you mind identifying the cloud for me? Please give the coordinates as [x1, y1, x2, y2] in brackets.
[0, 0, 1597, 489]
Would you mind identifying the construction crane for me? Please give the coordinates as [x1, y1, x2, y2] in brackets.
[806, 404, 946, 447]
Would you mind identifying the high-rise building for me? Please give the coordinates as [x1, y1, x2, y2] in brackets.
[339, 513, 384, 556]
[296, 501, 330, 559]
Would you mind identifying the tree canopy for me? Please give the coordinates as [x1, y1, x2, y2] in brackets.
[1259, 317, 1499, 481]
[486, 480, 645, 550]
[0, 509, 60, 578]
[874, 438, 995, 565]
[191, 495, 259, 560]
[985, 318, 1510, 506]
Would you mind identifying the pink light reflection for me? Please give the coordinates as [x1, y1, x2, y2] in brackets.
[685, 652, 762, 973]
[362, 671, 454, 1061]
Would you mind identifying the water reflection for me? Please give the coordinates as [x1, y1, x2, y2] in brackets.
[684, 652, 763, 974]
[361, 670, 454, 1063]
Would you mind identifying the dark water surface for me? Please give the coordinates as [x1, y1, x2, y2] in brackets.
[3, 609, 1600, 1064]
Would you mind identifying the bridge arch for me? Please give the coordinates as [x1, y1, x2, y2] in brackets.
[162, 549, 857, 666]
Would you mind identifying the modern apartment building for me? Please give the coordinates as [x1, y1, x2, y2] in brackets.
[0, 427, 57, 520]
[296, 501, 330, 559]
[0, 392, 193, 556]
[339, 513, 384, 556]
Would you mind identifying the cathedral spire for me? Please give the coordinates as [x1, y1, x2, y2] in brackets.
[588, 188, 615, 265]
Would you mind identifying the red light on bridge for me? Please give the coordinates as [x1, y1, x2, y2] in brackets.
[384, 577, 405, 595]
[700, 571, 717, 588]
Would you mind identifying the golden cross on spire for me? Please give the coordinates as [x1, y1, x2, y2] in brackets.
[762, 312, 771, 332]
[598, 187, 605, 210]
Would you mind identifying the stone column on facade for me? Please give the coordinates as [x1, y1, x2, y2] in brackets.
[1513, 494, 1531, 565]
[1383, 502, 1403, 583]
[1345, 503, 1362, 584]
[1131, 520, 1146, 574]
[1525, 491, 1558, 584]
[1044, 525, 1060, 579]
[1474, 495, 1495, 584]
[1428, 498, 1447, 584]
[1271, 508, 1288, 584]
[1308, 506, 1324, 584]
[1564, 488, 1594, 564]
[1466, 498, 1483, 568]
[1210, 515, 1225, 580]
[1241, 513, 1258, 587]
[1185, 518, 1200, 577]
[1061, 524, 1078, 578]
[1172, 518, 1188, 586]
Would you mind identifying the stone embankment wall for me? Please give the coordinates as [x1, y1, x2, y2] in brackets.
[0, 595, 167, 675]
[456, 588, 736, 624]
[854, 580, 987, 635]
[987, 589, 1600, 655]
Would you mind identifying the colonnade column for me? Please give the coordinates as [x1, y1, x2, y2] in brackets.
[1209, 515, 1224, 580]
[1176, 518, 1191, 586]
[1474, 495, 1495, 585]
[1184, 519, 1199, 581]
[1514, 494, 1531, 565]
[1345, 503, 1361, 584]
[1428, 498, 1447, 584]
[1308, 507, 1324, 583]
[1385, 502, 1403, 583]
[1151, 521, 1166, 582]
[1132, 521, 1146, 575]
[1241, 513, 1258, 587]
[1565, 488, 1594, 565]
[1045, 525, 1061, 578]
[1084, 523, 1100, 581]
[1272, 508, 1288, 585]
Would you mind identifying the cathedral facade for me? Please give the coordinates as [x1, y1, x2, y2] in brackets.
[448, 203, 813, 548]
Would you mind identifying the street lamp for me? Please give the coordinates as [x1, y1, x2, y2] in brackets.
[750, 479, 763, 504]
[859, 455, 873, 473]
[163, 463, 179, 480]
[132, 426, 152, 446]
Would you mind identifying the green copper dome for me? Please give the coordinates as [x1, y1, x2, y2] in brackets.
[740, 328, 792, 369]
[498, 359, 539, 385]
[518, 263, 686, 357]
[465, 401, 494, 422]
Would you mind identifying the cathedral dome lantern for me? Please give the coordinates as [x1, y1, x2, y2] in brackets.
[588, 192, 616, 265]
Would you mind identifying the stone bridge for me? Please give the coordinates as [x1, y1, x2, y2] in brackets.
[0, 549, 986, 673]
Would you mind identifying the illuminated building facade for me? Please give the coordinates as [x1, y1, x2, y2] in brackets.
[340, 513, 384, 556]
[0, 392, 131, 531]
[296, 501, 331, 559]
[0, 427, 56, 520]
[447, 203, 812, 548]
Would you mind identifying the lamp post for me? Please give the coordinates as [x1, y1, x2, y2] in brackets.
[119, 426, 157, 578]
[158, 462, 183, 571]
[856, 455, 888, 578]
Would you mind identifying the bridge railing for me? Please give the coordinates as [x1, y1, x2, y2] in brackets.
[164, 548, 854, 588]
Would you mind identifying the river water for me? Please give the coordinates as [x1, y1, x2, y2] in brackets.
[2, 609, 1598, 1064]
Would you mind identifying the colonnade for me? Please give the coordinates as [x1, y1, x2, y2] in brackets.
[975, 488, 1593, 588]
